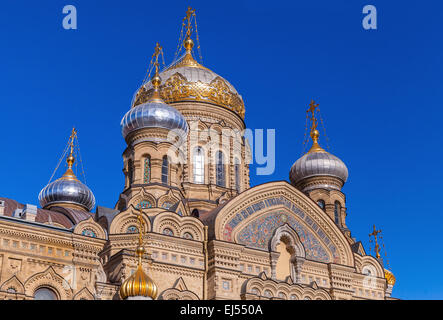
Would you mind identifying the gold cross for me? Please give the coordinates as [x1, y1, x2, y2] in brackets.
[369, 225, 382, 259]
[68, 127, 77, 158]
[184, 7, 195, 38]
[151, 42, 162, 75]
[307, 100, 319, 131]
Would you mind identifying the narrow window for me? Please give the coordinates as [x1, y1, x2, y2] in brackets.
[193, 147, 205, 184]
[143, 156, 151, 183]
[216, 151, 225, 187]
[128, 159, 134, 185]
[234, 158, 241, 192]
[334, 201, 341, 226]
[317, 199, 325, 210]
[161, 156, 169, 184]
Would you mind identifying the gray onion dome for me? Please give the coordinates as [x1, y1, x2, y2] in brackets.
[290, 151, 348, 186]
[39, 153, 95, 211]
[290, 129, 348, 191]
[121, 100, 188, 140]
[39, 177, 96, 212]
[121, 64, 188, 142]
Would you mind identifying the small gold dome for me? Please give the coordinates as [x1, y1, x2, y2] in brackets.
[384, 269, 396, 286]
[119, 263, 158, 300]
[119, 213, 158, 300]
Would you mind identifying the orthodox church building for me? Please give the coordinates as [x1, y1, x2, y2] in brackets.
[0, 8, 396, 300]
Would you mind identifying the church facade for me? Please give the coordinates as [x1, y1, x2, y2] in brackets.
[0, 8, 396, 300]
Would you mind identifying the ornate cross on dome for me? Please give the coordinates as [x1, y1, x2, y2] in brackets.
[184, 6, 195, 39]
[62, 127, 79, 180]
[152, 42, 163, 76]
[369, 225, 382, 259]
[305, 100, 325, 153]
[68, 127, 77, 156]
[307, 100, 319, 132]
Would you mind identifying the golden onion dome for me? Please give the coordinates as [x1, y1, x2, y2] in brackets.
[384, 269, 396, 286]
[120, 245, 158, 300]
[132, 38, 245, 119]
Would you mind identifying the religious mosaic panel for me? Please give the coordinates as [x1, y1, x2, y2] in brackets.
[223, 196, 340, 263]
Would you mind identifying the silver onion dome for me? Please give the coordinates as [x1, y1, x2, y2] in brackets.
[39, 138, 96, 212]
[290, 151, 348, 187]
[290, 126, 348, 191]
[38, 177, 96, 212]
[120, 100, 188, 140]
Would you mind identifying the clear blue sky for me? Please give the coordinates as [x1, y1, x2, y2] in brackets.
[1, 0, 442, 299]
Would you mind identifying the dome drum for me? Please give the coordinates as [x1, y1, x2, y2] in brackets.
[293, 175, 345, 193]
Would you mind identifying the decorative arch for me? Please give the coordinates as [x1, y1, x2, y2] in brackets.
[74, 217, 106, 239]
[270, 224, 306, 282]
[109, 208, 151, 235]
[152, 212, 204, 241]
[241, 272, 331, 300]
[158, 277, 199, 300]
[24, 267, 72, 300]
[157, 190, 179, 210]
[270, 224, 305, 258]
[0, 275, 25, 294]
[73, 287, 95, 300]
[360, 255, 385, 278]
[211, 181, 354, 266]
[128, 188, 156, 209]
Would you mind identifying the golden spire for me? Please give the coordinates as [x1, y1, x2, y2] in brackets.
[60, 128, 79, 181]
[306, 100, 326, 153]
[369, 224, 382, 259]
[119, 209, 158, 300]
[147, 42, 164, 103]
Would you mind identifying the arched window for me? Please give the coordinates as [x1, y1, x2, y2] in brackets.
[234, 158, 241, 192]
[193, 147, 205, 184]
[81, 229, 97, 238]
[127, 225, 139, 234]
[317, 199, 325, 210]
[216, 151, 225, 187]
[143, 156, 151, 183]
[161, 156, 169, 184]
[34, 287, 58, 300]
[136, 200, 152, 209]
[162, 228, 173, 236]
[334, 201, 341, 226]
[128, 159, 134, 185]
[183, 232, 194, 240]
[264, 290, 273, 298]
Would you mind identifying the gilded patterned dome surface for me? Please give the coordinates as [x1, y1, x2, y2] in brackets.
[120, 100, 189, 140]
[119, 263, 158, 300]
[384, 269, 396, 285]
[38, 171, 96, 212]
[290, 150, 348, 189]
[132, 48, 245, 119]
